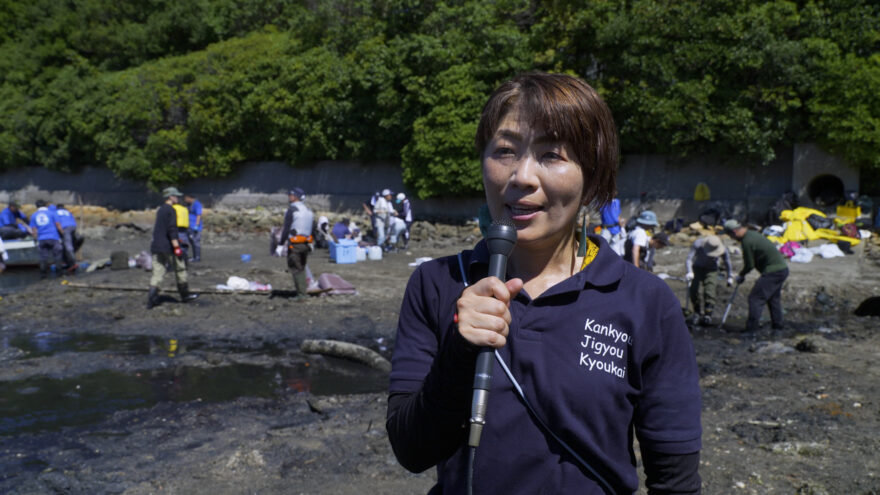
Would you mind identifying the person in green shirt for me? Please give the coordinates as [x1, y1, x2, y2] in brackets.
[724, 219, 789, 332]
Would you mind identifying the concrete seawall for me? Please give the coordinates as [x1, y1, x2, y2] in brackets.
[0, 144, 858, 224]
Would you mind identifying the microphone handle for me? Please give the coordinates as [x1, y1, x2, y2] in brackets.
[468, 252, 507, 447]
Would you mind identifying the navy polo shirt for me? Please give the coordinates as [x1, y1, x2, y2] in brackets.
[389, 235, 701, 494]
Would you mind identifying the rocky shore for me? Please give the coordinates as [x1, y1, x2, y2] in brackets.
[1, 208, 879, 494]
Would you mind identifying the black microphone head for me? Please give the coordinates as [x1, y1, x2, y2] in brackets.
[486, 218, 517, 257]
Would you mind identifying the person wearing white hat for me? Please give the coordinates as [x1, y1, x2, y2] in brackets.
[624, 210, 666, 271]
[395, 192, 413, 249]
[372, 188, 393, 247]
[685, 235, 734, 326]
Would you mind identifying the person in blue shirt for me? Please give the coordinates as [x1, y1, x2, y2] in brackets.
[599, 197, 625, 256]
[330, 217, 352, 242]
[387, 73, 701, 494]
[183, 193, 203, 262]
[0, 201, 33, 240]
[29, 200, 64, 278]
[54, 204, 79, 269]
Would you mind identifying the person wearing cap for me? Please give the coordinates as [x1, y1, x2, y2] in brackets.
[183, 193, 203, 262]
[148, 187, 197, 309]
[624, 210, 666, 271]
[724, 219, 788, 332]
[29, 200, 64, 278]
[0, 201, 33, 240]
[54, 204, 79, 270]
[599, 197, 625, 256]
[395, 192, 413, 249]
[372, 188, 393, 248]
[280, 187, 314, 300]
[685, 235, 734, 326]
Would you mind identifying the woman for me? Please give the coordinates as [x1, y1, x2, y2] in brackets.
[387, 73, 701, 494]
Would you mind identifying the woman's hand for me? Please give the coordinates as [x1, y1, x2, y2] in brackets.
[456, 277, 524, 348]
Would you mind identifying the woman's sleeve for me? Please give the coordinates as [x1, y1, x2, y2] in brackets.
[642, 449, 701, 494]
[634, 289, 702, 488]
[386, 264, 479, 473]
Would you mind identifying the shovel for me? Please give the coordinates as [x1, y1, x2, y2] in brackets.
[719, 282, 740, 329]
[684, 277, 691, 315]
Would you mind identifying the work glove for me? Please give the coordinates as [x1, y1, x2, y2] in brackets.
[1, 251, 7, 261]
[173, 246, 183, 258]
[685, 272, 694, 282]
[727, 277, 734, 287]
[275, 245, 284, 256]
[735, 275, 745, 285]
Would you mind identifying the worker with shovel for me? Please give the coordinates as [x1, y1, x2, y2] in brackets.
[685, 235, 734, 326]
[724, 219, 789, 332]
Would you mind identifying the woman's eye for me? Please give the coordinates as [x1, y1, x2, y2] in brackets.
[494, 147, 515, 157]
[542, 151, 564, 162]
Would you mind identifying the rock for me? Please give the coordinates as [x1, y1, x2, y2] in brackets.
[222, 449, 265, 472]
[796, 482, 830, 495]
[769, 441, 827, 456]
[752, 342, 795, 354]
[795, 338, 824, 353]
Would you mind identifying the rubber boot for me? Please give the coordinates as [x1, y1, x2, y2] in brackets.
[293, 272, 309, 301]
[147, 286, 160, 309]
[178, 283, 199, 303]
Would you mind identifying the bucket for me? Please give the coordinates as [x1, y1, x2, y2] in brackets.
[356, 247, 367, 261]
[367, 246, 383, 260]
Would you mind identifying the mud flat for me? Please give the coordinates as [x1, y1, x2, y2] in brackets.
[1, 220, 879, 494]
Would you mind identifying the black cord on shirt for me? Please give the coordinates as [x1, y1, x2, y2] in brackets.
[467, 446, 476, 495]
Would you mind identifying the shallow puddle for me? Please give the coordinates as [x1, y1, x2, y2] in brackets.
[0, 358, 387, 435]
[0, 267, 45, 294]
[3, 331, 289, 359]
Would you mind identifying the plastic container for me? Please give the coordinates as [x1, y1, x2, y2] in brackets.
[367, 245, 383, 261]
[356, 246, 367, 261]
[329, 240, 358, 264]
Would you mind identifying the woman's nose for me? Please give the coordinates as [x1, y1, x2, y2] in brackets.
[509, 154, 539, 190]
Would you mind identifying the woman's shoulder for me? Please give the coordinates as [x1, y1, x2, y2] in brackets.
[619, 261, 679, 300]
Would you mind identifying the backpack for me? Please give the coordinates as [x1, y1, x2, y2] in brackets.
[840, 223, 859, 239]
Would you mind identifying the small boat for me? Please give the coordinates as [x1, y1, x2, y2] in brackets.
[3, 238, 40, 267]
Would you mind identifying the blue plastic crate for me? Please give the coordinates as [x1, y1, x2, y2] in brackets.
[329, 240, 358, 264]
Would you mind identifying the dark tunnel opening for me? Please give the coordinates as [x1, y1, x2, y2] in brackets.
[807, 174, 845, 207]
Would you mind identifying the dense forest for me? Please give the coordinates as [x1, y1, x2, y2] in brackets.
[0, 0, 877, 197]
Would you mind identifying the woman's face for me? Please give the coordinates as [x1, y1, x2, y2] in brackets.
[482, 108, 585, 249]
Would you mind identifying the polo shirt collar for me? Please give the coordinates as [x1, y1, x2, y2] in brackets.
[467, 233, 624, 292]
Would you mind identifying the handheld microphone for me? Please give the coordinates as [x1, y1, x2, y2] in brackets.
[468, 218, 517, 448]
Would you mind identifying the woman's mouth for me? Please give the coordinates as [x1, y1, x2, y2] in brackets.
[507, 204, 543, 221]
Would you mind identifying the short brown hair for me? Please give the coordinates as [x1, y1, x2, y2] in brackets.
[475, 72, 619, 208]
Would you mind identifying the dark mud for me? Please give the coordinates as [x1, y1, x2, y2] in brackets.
[1, 224, 879, 494]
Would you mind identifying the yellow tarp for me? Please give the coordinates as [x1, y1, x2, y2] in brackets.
[766, 207, 860, 246]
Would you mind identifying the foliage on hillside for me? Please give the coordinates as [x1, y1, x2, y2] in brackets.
[0, 0, 877, 197]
